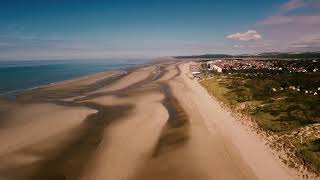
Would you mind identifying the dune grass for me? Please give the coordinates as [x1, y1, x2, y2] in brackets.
[298, 139, 320, 171]
[200, 75, 319, 132]
[201, 73, 320, 173]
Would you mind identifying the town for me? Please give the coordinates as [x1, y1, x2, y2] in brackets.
[191, 58, 320, 96]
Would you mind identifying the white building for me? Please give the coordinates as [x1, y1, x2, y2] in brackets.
[207, 61, 222, 72]
[206, 61, 214, 70]
[190, 64, 201, 76]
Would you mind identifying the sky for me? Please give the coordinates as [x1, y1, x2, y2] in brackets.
[0, 0, 319, 60]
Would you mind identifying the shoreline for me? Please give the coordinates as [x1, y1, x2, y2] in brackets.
[200, 83, 308, 178]
[198, 70, 320, 179]
[0, 60, 307, 180]
[177, 62, 304, 180]
[0, 59, 154, 100]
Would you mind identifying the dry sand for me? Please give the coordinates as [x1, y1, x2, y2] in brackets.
[0, 61, 305, 180]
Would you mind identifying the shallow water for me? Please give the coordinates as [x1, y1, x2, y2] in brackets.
[0, 59, 149, 96]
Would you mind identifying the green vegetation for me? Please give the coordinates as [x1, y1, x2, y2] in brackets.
[200, 59, 320, 173]
[175, 52, 320, 59]
[201, 71, 320, 172]
[298, 139, 320, 171]
[201, 73, 320, 132]
[200, 78, 235, 105]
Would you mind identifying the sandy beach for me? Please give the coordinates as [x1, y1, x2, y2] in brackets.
[0, 60, 305, 180]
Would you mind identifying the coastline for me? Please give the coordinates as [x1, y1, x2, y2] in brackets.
[176, 63, 304, 180]
[0, 59, 152, 100]
[198, 79, 308, 179]
[0, 59, 307, 180]
[198, 69, 320, 179]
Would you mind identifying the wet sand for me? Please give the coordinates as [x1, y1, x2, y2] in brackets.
[0, 60, 303, 180]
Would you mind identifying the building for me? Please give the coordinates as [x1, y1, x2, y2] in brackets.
[206, 61, 222, 72]
[190, 64, 201, 77]
[206, 61, 214, 70]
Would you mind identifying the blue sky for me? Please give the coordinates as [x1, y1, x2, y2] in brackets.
[0, 0, 319, 60]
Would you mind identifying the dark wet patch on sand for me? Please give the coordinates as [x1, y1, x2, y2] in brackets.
[127, 82, 192, 180]
[153, 83, 190, 157]
[26, 104, 133, 180]
[16, 72, 128, 102]
[3, 66, 162, 180]
[2, 62, 188, 180]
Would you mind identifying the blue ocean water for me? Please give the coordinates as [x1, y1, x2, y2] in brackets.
[0, 59, 149, 96]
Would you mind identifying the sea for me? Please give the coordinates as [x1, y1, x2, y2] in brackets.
[0, 59, 149, 97]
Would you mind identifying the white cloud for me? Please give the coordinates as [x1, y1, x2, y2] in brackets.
[281, 0, 320, 12]
[226, 30, 262, 41]
[282, 0, 307, 12]
[251, 0, 320, 52]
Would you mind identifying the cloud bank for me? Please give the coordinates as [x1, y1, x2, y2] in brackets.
[254, 0, 320, 52]
[282, 0, 307, 12]
[226, 30, 262, 41]
[259, 15, 320, 26]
